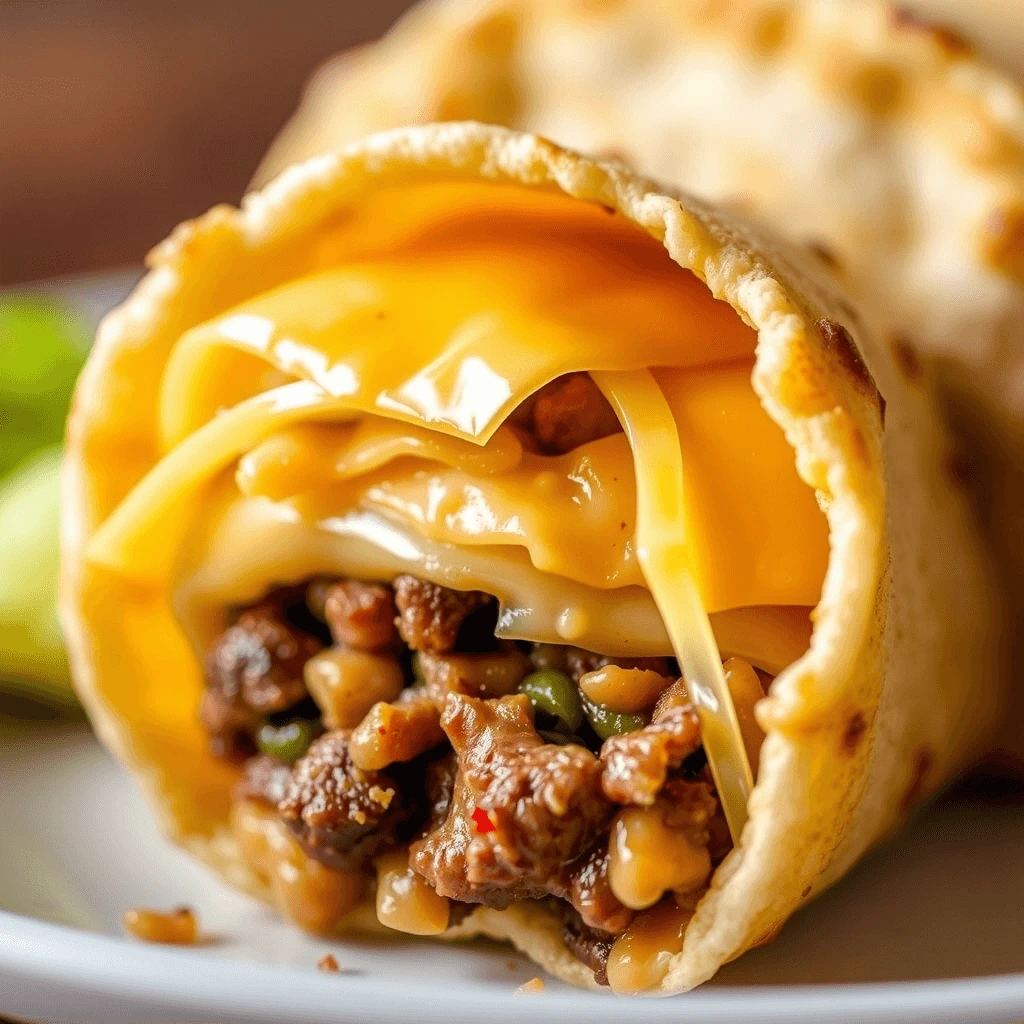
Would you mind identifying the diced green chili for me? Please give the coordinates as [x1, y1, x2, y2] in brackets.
[518, 668, 584, 733]
[581, 694, 648, 740]
[538, 729, 584, 747]
[256, 720, 315, 763]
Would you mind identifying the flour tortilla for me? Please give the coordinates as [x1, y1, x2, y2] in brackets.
[900, 0, 1024, 83]
[255, 0, 1024, 740]
[61, 123, 1003, 992]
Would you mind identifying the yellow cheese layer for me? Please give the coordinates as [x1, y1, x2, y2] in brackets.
[230, 361, 827, 610]
[173, 490, 812, 675]
[158, 184, 755, 450]
[85, 180, 832, 822]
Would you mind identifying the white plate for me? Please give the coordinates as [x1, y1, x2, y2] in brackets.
[1, 719, 1023, 1024]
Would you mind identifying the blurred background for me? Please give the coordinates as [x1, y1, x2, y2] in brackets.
[0, 0, 416, 710]
[1, 0, 414, 286]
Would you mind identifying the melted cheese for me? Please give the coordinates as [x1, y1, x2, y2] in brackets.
[173, 483, 811, 674]
[594, 369, 754, 843]
[158, 184, 755, 450]
[85, 181, 832, 838]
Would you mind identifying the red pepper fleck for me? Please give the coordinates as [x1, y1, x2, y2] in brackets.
[472, 807, 496, 834]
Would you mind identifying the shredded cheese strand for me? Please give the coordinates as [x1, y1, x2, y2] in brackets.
[593, 369, 754, 843]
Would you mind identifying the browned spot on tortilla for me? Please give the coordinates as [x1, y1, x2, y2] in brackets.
[901, 746, 935, 812]
[891, 336, 924, 383]
[943, 448, 973, 488]
[891, 8, 971, 55]
[817, 320, 867, 381]
[850, 61, 904, 116]
[747, 5, 790, 56]
[981, 206, 1024, 281]
[801, 885, 812, 899]
[807, 240, 842, 272]
[842, 711, 867, 753]
[752, 922, 784, 948]
[817, 320, 877, 405]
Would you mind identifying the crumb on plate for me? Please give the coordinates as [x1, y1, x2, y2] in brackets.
[516, 976, 545, 994]
[122, 906, 198, 945]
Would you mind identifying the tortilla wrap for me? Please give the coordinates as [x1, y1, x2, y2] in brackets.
[61, 124, 1003, 992]
[254, 0, 1024, 752]
[900, 0, 1024, 82]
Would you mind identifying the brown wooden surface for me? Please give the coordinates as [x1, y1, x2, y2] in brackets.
[0, 1, 414, 285]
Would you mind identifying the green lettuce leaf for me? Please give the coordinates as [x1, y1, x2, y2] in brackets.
[0, 298, 88, 699]
[0, 298, 87, 479]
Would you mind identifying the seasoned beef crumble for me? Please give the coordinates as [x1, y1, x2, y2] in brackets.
[201, 601, 323, 758]
[278, 731, 423, 872]
[320, 579, 399, 651]
[600, 681, 703, 806]
[409, 694, 614, 914]
[201, 566, 750, 984]
[393, 575, 494, 654]
[559, 905, 617, 986]
[509, 373, 622, 456]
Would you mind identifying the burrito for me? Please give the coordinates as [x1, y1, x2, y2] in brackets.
[61, 124, 1002, 993]
[255, 0, 1024, 743]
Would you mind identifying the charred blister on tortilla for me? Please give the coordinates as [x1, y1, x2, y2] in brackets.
[200, 573, 766, 984]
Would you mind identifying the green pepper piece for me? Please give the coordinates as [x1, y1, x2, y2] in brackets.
[257, 720, 315, 763]
[581, 694, 648, 740]
[537, 729, 585, 747]
[518, 668, 584, 733]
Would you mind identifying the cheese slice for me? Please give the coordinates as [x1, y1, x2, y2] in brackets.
[158, 184, 756, 450]
[594, 368, 755, 842]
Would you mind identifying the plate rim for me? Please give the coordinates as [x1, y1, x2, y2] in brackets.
[2, 910, 1024, 1024]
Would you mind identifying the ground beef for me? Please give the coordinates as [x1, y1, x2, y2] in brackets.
[409, 694, 612, 908]
[658, 777, 719, 843]
[559, 905, 616, 987]
[567, 844, 634, 934]
[513, 374, 622, 456]
[203, 576, 725, 980]
[234, 754, 292, 807]
[423, 751, 459, 831]
[278, 731, 420, 871]
[705, 788, 733, 864]
[319, 579, 399, 651]
[416, 645, 530, 699]
[600, 680, 702, 805]
[392, 576, 494, 654]
[201, 602, 321, 754]
[564, 648, 671, 684]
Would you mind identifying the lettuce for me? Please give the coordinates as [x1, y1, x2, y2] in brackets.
[0, 298, 87, 698]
